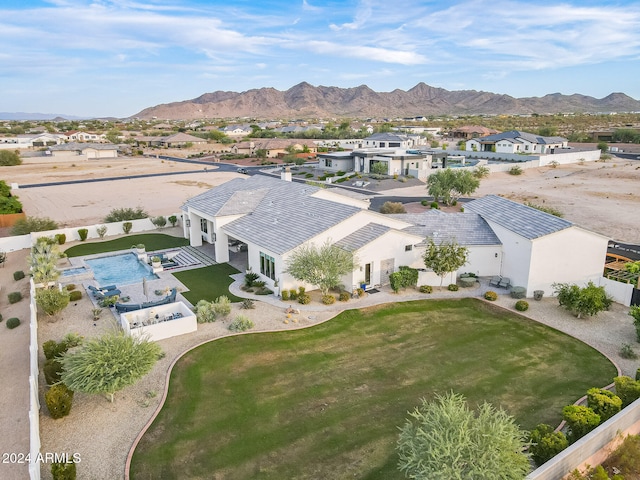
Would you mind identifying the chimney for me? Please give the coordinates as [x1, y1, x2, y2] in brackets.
[281, 165, 292, 182]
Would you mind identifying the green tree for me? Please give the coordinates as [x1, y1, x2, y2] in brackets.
[612, 128, 640, 143]
[427, 169, 480, 206]
[60, 331, 162, 403]
[370, 161, 387, 175]
[553, 281, 613, 319]
[0, 195, 23, 214]
[538, 126, 557, 136]
[255, 148, 268, 159]
[397, 392, 530, 480]
[0, 150, 22, 166]
[28, 237, 64, 285]
[11, 216, 58, 235]
[105, 129, 121, 144]
[597, 141, 609, 152]
[422, 238, 468, 287]
[285, 240, 357, 295]
[0, 179, 12, 197]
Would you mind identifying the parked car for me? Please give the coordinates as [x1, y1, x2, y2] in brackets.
[237, 168, 248, 174]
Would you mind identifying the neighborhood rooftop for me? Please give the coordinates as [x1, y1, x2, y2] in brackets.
[335, 223, 391, 252]
[465, 195, 573, 239]
[475, 129, 567, 144]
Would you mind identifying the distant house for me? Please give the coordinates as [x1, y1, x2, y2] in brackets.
[48, 142, 119, 158]
[135, 132, 207, 148]
[450, 125, 500, 139]
[1, 133, 63, 149]
[221, 124, 253, 136]
[318, 148, 447, 179]
[231, 139, 317, 158]
[466, 130, 568, 154]
[361, 133, 426, 149]
[63, 131, 107, 143]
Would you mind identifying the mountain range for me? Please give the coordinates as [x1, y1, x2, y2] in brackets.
[131, 82, 640, 120]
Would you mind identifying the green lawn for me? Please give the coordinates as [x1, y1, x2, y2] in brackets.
[130, 298, 616, 480]
[64, 233, 188, 257]
[173, 264, 242, 303]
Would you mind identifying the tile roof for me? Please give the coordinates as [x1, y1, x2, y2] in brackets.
[474, 130, 567, 145]
[390, 210, 502, 245]
[183, 176, 362, 254]
[334, 223, 391, 251]
[465, 195, 572, 239]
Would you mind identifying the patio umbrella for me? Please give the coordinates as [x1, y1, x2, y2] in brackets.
[142, 277, 148, 301]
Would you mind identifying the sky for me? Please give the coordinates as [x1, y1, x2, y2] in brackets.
[2, 0, 640, 118]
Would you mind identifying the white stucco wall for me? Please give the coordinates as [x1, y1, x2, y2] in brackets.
[528, 227, 609, 297]
[464, 244, 502, 277]
[483, 221, 533, 290]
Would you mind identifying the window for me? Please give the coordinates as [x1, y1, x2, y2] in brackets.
[405, 244, 413, 251]
[260, 252, 275, 280]
[200, 218, 208, 233]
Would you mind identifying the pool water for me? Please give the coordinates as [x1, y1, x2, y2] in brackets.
[86, 253, 157, 287]
[61, 267, 89, 276]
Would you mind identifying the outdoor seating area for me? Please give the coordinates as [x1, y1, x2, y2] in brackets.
[88, 284, 122, 299]
[488, 276, 511, 289]
[114, 288, 178, 314]
[119, 300, 197, 341]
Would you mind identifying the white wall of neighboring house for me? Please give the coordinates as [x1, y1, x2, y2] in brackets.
[528, 227, 609, 296]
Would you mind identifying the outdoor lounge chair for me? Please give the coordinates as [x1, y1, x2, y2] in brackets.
[94, 289, 121, 300]
[489, 276, 502, 287]
[88, 285, 118, 296]
[497, 277, 511, 289]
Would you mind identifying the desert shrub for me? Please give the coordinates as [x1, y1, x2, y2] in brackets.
[419, 285, 433, 294]
[421, 199, 429, 206]
[36, 288, 70, 316]
[562, 405, 600, 442]
[430, 201, 439, 209]
[281, 289, 290, 301]
[254, 287, 273, 295]
[8, 291, 22, 304]
[195, 300, 216, 323]
[212, 295, 232, 317]
[51, 460, 76, 480]
[244, 272, 259, 287]
[6, 317, 20, 329]
[339, 292, 350, 302]
[66, 284, 76, 291]
[13, 270, 25, 281]
[390, 266, 419, 293]
[54, 233, 66, 245]
[528, 424, 569, 466]
[447, 284, 459, 291]
[288, 288, 298, 300]
[240, 299, 255, 309]
[322, 294, 336, 305]
[43, 340, 65, 360]
[614, 376, 640, 407]
[484, 290, 498, 301]
[104, 207, 148, 222]
[44, 358, 63, 385]
[252, 280, 267, 289]
[379, 201, 406, 214]
[228, 314, 254, 332]
[587, 388, 622, 422]
[151, 216, 167, 228]
[298, 293, 311, 305]
[356, 287, 365, 297]
[619, 343, 638, 359]
[0, 150, 22, 166]
[122, 221, 133, 234]
[298, 286, 306, 295]
[45, 383, 74, 419]
[168, 215, 178, 227]
[515, 300, 529, 311]
[77, 228, 88, 241]
[67, 290, 82, 302]
[509, 165, 523, 175]
[96, 225, 108, 238]
[11, 216, 58, 235]
[0, 195, 23, 214]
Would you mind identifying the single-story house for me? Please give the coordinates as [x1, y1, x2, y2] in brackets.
[466, 130, 568, 154]
[62, 131, 107, 142]
[180, 176, 608, 297]
[48, 142, 119, 158]
[231, 139, 318, 158]
[135, 132, 208, 148]
[450, 126, 500, 139]
[317, 148, 448, 179]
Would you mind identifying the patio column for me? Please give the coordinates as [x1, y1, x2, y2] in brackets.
[188, 213, 202, 247]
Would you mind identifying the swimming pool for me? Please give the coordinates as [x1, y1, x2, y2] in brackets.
[86, 253, 157, 287]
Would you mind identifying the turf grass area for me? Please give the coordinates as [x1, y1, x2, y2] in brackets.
[130, 298, 616, 480]
[172, 263, 242, 303]
[64, 233, 188, 257]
